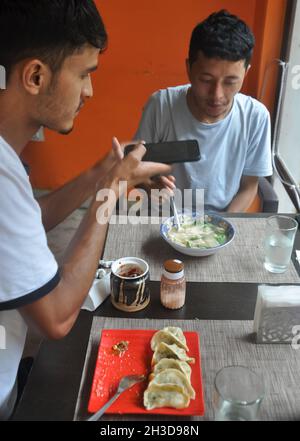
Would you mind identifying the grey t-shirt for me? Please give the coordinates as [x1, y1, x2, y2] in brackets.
[135, 85, 272, 211]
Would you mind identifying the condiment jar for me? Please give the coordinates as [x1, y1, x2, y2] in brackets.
[160, 259, 186, 309]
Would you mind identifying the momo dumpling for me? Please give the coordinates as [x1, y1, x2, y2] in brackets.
[152, 342, 195, 365]
[150, 368, 195, 399]
[151, 329, 188, 351]
[144, 383, 190, 410]
[152, 358, 192, 382]
[163, 327, 187, 346]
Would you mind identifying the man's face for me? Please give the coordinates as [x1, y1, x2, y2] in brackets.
[36, 45, 99, 135]
[186, 51, 249, 123]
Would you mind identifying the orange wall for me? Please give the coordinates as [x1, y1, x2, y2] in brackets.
[22, 0, 287, 189]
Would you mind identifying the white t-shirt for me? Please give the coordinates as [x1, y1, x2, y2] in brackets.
[0, 136, 59, 420]
[135, 85, 273, 211]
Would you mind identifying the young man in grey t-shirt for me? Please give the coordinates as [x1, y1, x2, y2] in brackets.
[135, 10, 273, 212]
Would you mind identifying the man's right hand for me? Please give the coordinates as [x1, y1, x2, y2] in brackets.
[104, 137, 173, 197]
[140, 174, 176, 194]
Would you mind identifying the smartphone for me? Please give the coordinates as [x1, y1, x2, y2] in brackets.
[124, 140, 200, 164]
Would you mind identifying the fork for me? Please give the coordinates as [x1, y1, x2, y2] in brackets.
[86, 374, 146, 421]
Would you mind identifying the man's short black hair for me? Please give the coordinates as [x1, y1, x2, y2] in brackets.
[188, 10, 255, 68]
[0, 0, 107, 82]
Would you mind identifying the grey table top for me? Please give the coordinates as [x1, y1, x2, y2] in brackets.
[13, 213, 300, 421]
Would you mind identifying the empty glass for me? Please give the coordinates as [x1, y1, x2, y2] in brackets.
[264, 215, 298, 273]
[214, 366, 265, 421]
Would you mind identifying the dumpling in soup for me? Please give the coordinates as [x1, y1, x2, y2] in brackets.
[151, 329, 188, 351]
[152, 342, 195, 366]
[150, 368, 195, 399]
[144, 383, 190, 410]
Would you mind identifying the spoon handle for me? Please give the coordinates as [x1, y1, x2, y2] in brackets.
[170, 196, 181, 229]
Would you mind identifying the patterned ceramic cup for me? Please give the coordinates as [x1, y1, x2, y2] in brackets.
[110, 257, 150, 312]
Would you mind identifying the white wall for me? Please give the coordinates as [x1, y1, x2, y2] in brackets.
[276, 0, 300, 188]
[274, 175, 297, 213]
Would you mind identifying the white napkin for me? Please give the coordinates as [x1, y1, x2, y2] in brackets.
[81, 273, 111, 311]
[253, 284, 300, 332]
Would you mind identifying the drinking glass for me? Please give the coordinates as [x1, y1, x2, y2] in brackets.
[214, 365, 265, 421]
[264, 215, 298, 273]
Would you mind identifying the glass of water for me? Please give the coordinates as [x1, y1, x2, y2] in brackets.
[214, 366, 265, 421]
[264, 215, 298, 273]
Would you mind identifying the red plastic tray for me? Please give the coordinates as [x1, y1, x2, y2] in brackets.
[88, 329, 205, 416]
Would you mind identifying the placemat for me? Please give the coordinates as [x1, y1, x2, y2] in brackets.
[103, 217, 300, 283]
[74, 317, 300, 421]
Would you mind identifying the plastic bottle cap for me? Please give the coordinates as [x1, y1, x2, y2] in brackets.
[163, 259, 184, 273]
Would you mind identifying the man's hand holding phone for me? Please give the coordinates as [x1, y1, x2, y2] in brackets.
[124, 139, 200, 164]
[107, 137, 173, 197]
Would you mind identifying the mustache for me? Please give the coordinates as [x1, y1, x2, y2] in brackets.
[207, 102, 226, 106]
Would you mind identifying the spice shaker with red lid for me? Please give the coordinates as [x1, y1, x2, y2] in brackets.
[160, 259, 186, 309]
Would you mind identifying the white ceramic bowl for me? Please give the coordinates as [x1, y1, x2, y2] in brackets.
[160, 213, 235, 257]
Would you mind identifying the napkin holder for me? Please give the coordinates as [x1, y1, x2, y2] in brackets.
[254, 285, 300, 344]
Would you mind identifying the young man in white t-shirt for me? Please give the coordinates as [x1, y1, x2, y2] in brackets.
[135, 10, 273, 212]
[0, 0, 171, 420]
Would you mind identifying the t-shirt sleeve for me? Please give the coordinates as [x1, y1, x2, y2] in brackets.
[0, 166, 60, 311]
[134, 92, 163, 143]
[243, 107, 273, 177]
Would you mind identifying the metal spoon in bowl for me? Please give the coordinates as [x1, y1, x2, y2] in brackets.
[86, 374, 146, 421]
[170, 196, 181, 230]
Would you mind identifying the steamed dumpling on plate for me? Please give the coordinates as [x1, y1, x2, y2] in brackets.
[150, 368, 195, 400]
[152, 358, 192, 382]
[152, 342, 195, 365]
[144, 383, 190, 410]
[144, 326, 196, 411]
[163, 327, 187, 346]
[151, 328, 188, 351]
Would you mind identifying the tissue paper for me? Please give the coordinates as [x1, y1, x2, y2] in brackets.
[81, 273, 111, 312]
[254, 285, 300, 343]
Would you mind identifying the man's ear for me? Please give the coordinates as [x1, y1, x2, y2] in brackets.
[22, 60, 50, 95]
[185, 58, 191, 82]
[245, 64, 251, 77]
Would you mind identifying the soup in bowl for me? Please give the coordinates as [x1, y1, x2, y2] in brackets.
[160, 213, 235, 257]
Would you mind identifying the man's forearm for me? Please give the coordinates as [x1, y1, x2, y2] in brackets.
[227, 186, 258, 212]
[21, 179, 119, 338]
[226, 176, 259, 213]
[53, 193, 114, 333]
[37, 152, 116, 232]
[20, 144, 172, 339]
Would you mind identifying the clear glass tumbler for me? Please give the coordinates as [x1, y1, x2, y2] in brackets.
[264, 215, 298, 273]
[214, 365, 265, 421]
